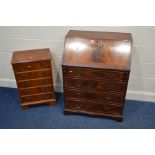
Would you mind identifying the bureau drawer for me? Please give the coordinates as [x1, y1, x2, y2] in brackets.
[64, 99, 123, 115]
[63, 67, 128, 81]
[15, 69, 52, 81]
[13, 60, 51, 72]
[19, 85, 53, 96]
[64, 78, 127, 93]
[64, 89, 124, 104]
[21, 92, 54, 103]
[18, 77, 53, 88]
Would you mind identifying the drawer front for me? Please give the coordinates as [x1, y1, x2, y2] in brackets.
[63, 67, 128, 81]
[19, 85, 53, 96]
[13, 60, 51, 72]
[64, 99, 123, 115]
[64, 78, 127, 93]
[21, 92, 54, 103]
[64, 89, 124, 104]
[18, 77, 53, 88]
[15, 69, 52, 81]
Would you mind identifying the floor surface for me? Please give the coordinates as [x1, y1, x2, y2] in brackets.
[0, 87, 155, 129]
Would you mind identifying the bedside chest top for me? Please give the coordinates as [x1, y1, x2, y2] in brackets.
[12, 48, 51, 64]
[62, 30, 132, 71]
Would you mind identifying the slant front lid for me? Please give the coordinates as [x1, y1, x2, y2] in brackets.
[62, 30, 132, 71]
[12, 48, 51, 64]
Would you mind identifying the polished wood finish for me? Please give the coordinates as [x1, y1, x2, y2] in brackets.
[66, 30, 132, 41]
[20, 92, 54, 103]
[19, 85, 53, 96]
[17, 77, 53, 88]
[12, 48, 56, 109]
[12, 48, 51, 64]
[64, 89, 124, 105]
[63, 67, 129, 81]
[64, 77, 127, 93]
[62, 30, 132, 121]
[13, 60, 51, 72]
[63, 30, 132, 71]
[15, 69, 52, 81]
[64, 99, 123, 115]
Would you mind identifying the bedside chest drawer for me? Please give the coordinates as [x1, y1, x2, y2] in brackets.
[64, 78, 127, 93]
[19, 85, 53, 96]
[18, 77, 53, 88]
[64, 89, 124, 104]
[63, 67, 128, 81]
[13, 60, 51, 72]
[12, 48, 56, 109]
[21, 92, 54, 103]
[15, 69, 52, 81]
[64, 99, 123, 115]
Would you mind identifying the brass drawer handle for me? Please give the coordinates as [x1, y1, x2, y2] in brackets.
[27, 65, 32, 69]
[69, 70, 73, 73]
[104, 106, 111, 110]
[25, 96, 31, 101]
[107, 87, 112, 91]
[42, 88, 49, 92]
[18, 66, 25, 71]
[24, 90, 29, 94]
[76, 81, 81, 86]
[75, 104, 81, 109]
[76, 70, 82, 76]
[92, 70, 98, 75]
[76, 92, 81, 96]
[106, 73, 114, 79]
[20, 74, 25, 79]
[42, 80, 48, 84]
[63, 67, 67, 73]
[45, 96, 50, 99]
[20, 82, 27, 87]
[41, 72, 46, 77]
[22, 84, 26, 87]
[105, 96, 112, 100]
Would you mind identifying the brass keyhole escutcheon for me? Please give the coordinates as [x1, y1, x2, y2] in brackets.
[27, 65, 32, 69]
[69, 70, 73, 73]
[40, 64, 45, 69]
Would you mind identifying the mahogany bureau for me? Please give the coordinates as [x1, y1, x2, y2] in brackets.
[11, 48, 56, 110]
[62, 30, 132, 121]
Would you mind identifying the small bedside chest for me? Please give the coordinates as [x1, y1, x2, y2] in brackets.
[11, 48, 56, 110]
[62, 30, 132, 121]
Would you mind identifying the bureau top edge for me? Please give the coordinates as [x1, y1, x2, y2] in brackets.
[62, 64, 131, 71]
[66, 30, 132, 41]
[11, 48, 51, 64]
